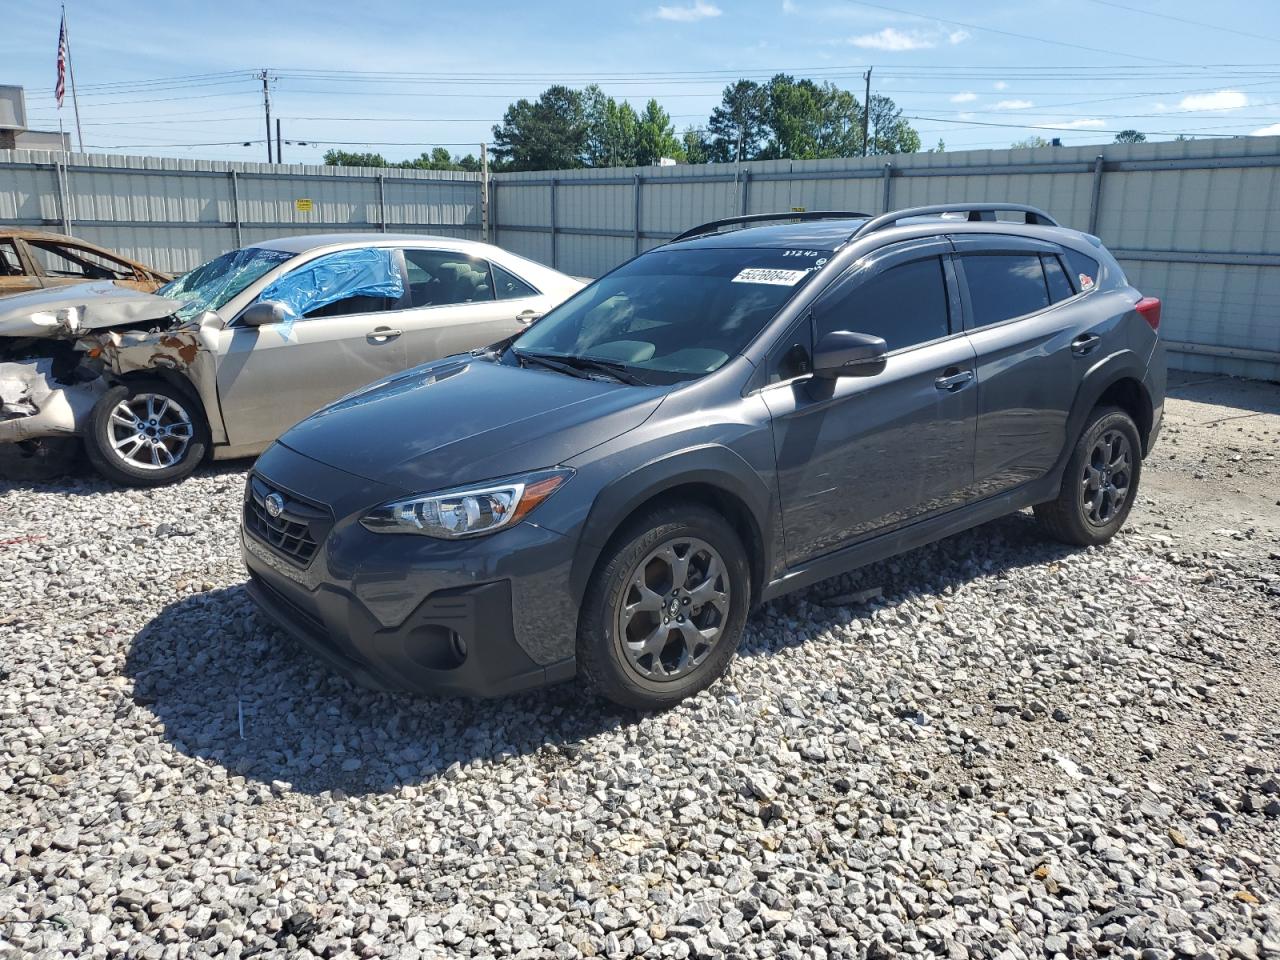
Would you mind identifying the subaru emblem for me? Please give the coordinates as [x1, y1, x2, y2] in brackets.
[264, 492, 285, 518]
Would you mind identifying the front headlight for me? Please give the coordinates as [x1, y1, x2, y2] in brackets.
[359, 468, 573, 539]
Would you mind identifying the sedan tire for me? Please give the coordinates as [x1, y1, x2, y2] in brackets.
[85, 378, 210, 486]
[578, 502, 750, 710]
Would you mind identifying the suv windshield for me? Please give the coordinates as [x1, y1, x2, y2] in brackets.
[511, 247, 826, 383]
[158, 247, 293, 321]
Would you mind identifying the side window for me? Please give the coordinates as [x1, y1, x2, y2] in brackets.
[816, 257, 950, 351]
[0, 240, 23, 276]
[1042, 254, 1075, 303]
[28, 240, 132, 280]
[258, 248, 404, 322]
[1062, 247, 1100, 292]
[959, 254, 1050, 328]
[491, 262, 539, 300]
[403, 249, 496, 307]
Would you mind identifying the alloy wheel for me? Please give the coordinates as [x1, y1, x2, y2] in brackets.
[1081, 428, 1132, 525]
[106, 393, 195, 471]
[617, 536, 731, 681]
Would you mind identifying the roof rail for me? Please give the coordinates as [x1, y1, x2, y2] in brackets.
[851, 203, 1060, 240]
[670, 210, 873, 244]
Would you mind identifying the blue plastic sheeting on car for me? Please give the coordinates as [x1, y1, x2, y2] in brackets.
[259, 248, 404, 339]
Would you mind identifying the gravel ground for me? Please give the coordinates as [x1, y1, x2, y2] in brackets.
[2, 373, 1279, 960]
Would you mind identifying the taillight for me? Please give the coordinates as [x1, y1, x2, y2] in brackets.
[1135, 296, 1161, 331]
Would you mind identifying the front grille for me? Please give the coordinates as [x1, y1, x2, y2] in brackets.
[243, 475, 330, 566]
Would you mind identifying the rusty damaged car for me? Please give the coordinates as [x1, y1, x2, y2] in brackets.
[0, 234, 584, 484]
[0, 230, 170, 298]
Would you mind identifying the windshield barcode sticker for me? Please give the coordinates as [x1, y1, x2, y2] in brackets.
[732, 267, 809, 286]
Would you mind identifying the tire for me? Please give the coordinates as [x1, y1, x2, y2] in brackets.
[84, 378, 210, 486]
[0, 436, 83, 482]
[1034, 405, 1142, 547]
[577, 502, 751, 710]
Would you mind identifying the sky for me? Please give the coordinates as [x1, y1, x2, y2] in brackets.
[6, 0, 1280, 164]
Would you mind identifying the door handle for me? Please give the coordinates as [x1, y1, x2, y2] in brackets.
[367, 326, 402, 343]
[516, 310, 542, 325]
[935, 368, 974, 391]
[1071, 333, 1101, 356]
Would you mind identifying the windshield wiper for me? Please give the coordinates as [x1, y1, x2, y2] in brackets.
[513, 349, 595, 381]
[557, 355, 650, 385]
[515, 350, 647, 385]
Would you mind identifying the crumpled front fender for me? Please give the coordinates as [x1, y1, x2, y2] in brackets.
[0, 358, 107, 442]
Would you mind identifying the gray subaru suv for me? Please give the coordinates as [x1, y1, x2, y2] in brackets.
[242, 203, 1165, 709]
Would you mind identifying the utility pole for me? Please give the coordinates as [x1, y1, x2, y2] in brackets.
[259, 69, 273, 164]
[480, 142, 489, 243]
[276, 118, 283, 165]
[862, 66, 873, 158]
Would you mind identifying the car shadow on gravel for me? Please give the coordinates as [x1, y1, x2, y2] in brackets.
[124, 509, 1078, 797]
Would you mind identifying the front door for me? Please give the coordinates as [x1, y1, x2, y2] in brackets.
[215, 300, 406, 449]
[762, 239, 978, 566]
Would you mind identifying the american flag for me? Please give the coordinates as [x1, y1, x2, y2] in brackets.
[55, 12, 68, 108]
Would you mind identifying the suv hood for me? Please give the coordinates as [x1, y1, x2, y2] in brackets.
[277, 356, 665, 493]
[0, 282, 182, 339]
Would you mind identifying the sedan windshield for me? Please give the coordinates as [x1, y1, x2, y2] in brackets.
[158, 247, 293, 320]
[511, 247, 825, 384]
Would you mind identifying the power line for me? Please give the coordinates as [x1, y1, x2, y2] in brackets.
[842, 0, 1185, 64]
[1079, 0, 1280, 46]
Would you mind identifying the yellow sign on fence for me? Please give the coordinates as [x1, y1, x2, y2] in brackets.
[295, 198, 314, 213]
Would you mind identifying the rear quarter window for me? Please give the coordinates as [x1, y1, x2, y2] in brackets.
[1063, 248, 1100, 293]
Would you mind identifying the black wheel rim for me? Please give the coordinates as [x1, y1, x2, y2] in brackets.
[1081, 429, 1132, 526]
[616, 536, 730, 682]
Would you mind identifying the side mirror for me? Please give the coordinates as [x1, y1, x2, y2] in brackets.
[241, 301, 288, 327]
[813, 330, 888, 377]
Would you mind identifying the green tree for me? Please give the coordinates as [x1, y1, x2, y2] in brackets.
[583, 85, 641, 167]
[681, 127, 712, 164]
[931, 138, 946, 152]
[1114, 129, 1146, 144]
[813, 82, 864, 158]
[491, 85, 588, 171]
[635, 99, 682, 165]
[322, 149, 388, 167]
[865, 94, 920, 155]
[707, 80, 770, 162]
[1010, 135, 1050, 149]
[763, 74, 826, 160]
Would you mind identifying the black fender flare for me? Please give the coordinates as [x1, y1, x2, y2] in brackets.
[1053, 348, 1152, 478]
[568, 444, 776, 605]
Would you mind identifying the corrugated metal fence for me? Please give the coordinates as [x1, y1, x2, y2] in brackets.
[2, 139, 1278, 379]
[492, 137, 1280, 381]
[0, 150, 483, 276]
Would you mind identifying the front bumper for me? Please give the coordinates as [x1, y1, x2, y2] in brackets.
[240, 441, 580, 698]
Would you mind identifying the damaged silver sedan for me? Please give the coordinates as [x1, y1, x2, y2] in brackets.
[0, 234, 584, 485]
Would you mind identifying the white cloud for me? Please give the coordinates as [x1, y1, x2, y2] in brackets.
[654, 1, 721, 22]
[782, 0, 798, 11]
[994, 99, 1034, 110]
[948, 29, 970, 44]
[1177, 89, 1248, 111]
[993, 80, 1008, 91]
[849, 26, 935, 50]
[950, 91, 978, 103]
[1252, 122, 1280, 136]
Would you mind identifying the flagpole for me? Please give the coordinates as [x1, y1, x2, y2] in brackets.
[57, 116, 72, 234]
[62, 4, 84, 153]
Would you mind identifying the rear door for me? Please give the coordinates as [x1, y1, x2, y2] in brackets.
[952, 235, 1098, 496]
[762, 238, 978, 565]
[394, 248, 546, 364]
[0, 238, 42, 295]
